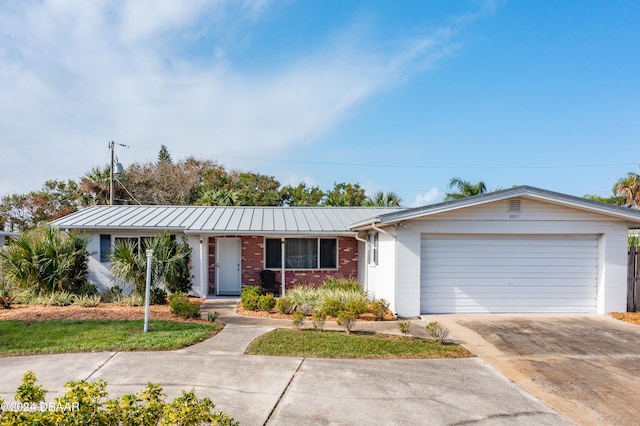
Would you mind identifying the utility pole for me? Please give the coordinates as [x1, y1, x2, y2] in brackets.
[110, 141, 115, 205]
[109, 141, 127, 205]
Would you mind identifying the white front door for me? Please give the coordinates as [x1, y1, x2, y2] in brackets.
[216, 238, 241, 295]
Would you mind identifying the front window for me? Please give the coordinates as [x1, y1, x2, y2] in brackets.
[265, 238, 337, 269]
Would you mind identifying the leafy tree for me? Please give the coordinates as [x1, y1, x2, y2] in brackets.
[230, 172, 282, 206]
[444, 177, 487, 200]
[583, 193, 626, 206]
[279, 183, 324, 206]
[1, 226, 89, 294]
[123, 159, 212, 205]
[0, 180, 80, 231]
[363, 191, 402, 207]
[323, 182, 366, 206]
[158, 144, 172, 163]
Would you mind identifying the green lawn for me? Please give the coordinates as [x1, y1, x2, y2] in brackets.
[245, 329, 473, 359]
[0, 320, 220, 356]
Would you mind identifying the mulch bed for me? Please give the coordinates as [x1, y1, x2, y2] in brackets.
[609, 312, 640, 325]
[0, 298, 208, 323]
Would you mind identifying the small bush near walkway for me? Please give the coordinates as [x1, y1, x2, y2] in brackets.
[169, 292, 201, 319]
[0, 371, 238, 425]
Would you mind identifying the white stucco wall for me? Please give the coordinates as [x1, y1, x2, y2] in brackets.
[364, 231, 398, 313]
[388, 198, 633, 316]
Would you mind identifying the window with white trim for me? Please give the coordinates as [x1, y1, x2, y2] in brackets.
[265, 238, 337, 269]
[368, 232, 379, 265]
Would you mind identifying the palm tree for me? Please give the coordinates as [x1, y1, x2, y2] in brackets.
[444, 177, 487, 201]
[363, 191, 402, 207]
[79, 166, 112, 205]
[109, 232, 192, 296]
[614, 173, 640, 209]
[195, 189, 240, 206]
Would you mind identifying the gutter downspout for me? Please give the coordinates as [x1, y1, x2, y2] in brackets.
[354, 233, 368, 293]
[280, 238, 286, 296]
[199, 237, 206, 297]
[372, 222, 395, 238]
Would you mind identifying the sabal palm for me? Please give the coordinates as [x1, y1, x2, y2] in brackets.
[80, 166, 112, 205]
[110, 232, 192, 296]
[0, 226, 88, 293]
[363, 191, 402, 207]
[445, 178, 487, 201]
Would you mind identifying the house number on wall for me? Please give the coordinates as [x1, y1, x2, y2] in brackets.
[509, 214, 520, 220]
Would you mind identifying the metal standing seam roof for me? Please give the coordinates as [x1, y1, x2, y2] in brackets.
[50, 206, 403, 234]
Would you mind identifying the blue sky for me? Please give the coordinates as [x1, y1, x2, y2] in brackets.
[1, 0, 639, 206]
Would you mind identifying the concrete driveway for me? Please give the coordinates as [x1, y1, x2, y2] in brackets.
[0, 321, 571, 426]
[434, 314, 640, 426]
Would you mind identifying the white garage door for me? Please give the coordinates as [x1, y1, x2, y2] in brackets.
[420, 234, 598, 314]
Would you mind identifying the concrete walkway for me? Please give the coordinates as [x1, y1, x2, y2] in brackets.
[0, 300, 572, 426]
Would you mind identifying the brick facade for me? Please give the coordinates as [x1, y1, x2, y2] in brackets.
[207, 235, 359, 295]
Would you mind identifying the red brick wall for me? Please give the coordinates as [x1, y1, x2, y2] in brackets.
[207, 235, 359, 295]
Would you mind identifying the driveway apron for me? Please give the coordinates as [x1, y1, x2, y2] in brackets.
[441, 314, 640, 426]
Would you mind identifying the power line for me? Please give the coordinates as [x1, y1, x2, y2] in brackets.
[123, 144, 632, 171]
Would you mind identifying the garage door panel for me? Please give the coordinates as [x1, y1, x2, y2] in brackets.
[423, 281, 599, 292]
[422, 257, 596, 267]
[424, 266, 597, 277]
[420, 234, 598, 314]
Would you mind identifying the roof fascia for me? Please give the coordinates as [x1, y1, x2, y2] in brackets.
[376, 186, 640, 224]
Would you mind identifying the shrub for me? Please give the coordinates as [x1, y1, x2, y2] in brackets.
[113, 293, 144, 306]
[36, 290, 74, 306]
[15, 371, 47, 404]
[241, 286, 261, 310]
[285, 285, 320, 312]
[370, 299, 390, 321]
[168, 292, 200, 319]
[425, 321, 449, 344]
[312, 311, 326, 331]
[74, 283, 99, 296]
[291, 312, 305, 330]
[207, 311, 219, 322]
[242, 294, 260, 311]
[321, 299, 344, 317]
[1, 371, 238, 425]
[321, 277, 361, 292]
[72, 294, 101, 307]
[397, 320, 411, 336]
[276, 297, 295, 314]
[257, 294, 276, 312]
[100, 286, 123, 303]
[150, 287, 168, 305]
[347, 299, 368, 316]
[0, 226, 89, 294]
[295, 302, 315, 316]
[0, 286, 14, 309]
[337, 311, 357, 334]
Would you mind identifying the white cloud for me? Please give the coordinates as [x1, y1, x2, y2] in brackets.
[0, 1, 470, 195]
[413, 188, 443, 207]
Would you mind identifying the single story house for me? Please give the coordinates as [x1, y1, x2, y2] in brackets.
[50, 205, 399, 296]
[50, 186, 640, 316]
